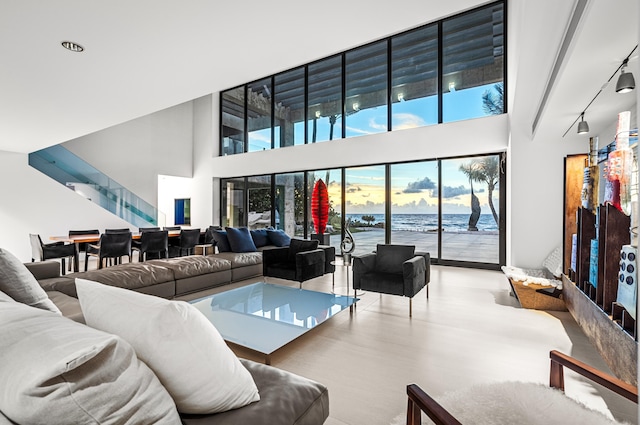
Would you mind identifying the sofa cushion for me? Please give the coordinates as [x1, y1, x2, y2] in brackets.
[76, 279, 260, 414]
[375, 244, 415, 274]
[147, 256, 232, 279]
[215, 251, 263, 268]
[66, 262, 175, 296]
[0, 300, 180, 424]
[226, 227, 257, 252]
[0, 248, 60, 314]
[250, 228, 270, 248]
[267, 229, 291, 247]
[288, 238, 319, 263]
[212, 230, 231, 252]
[181, 359, 330, 425]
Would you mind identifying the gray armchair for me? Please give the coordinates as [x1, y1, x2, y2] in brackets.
[353, 244, 430, 316]
[263, 239, 326, 288]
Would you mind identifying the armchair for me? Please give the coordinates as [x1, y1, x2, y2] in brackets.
[263, 238, 326, 288]
[352, 244, 429, 316]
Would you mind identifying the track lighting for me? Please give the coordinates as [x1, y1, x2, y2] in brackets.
[616, 58, 635, 93]
[577, 113, 589, 135]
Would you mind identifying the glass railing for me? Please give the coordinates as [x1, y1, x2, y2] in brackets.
[28, 145, 162, 228]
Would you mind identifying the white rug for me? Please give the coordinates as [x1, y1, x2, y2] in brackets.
[391, 381, 631, 425]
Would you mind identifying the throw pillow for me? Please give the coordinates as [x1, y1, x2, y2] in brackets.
[375, 244, 415, 274]
[288, 238, 319, 263]
[212, 230, 231, 252]
[250, 228, 270, 248]
[226, 227, 257, 252]
[267, 229, 291, 247]
[75, 278, 260, 414]
[0, 300, 180, 424]
[0, 248, 61, 314]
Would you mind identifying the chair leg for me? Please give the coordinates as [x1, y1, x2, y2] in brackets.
[409, 298, 412, 317]
[61, 258, 66, 276]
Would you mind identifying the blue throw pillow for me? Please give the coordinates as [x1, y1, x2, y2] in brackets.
[250, 229, 270, 248]
[212, 230, 231, 253]
[266, 229, 291, 247]
[225, 227, 257, 253]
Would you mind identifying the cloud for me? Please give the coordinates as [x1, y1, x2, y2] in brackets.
[392, 113, 427, 130]
[403, 177, 437, 193]
[441, 185, 470, 198]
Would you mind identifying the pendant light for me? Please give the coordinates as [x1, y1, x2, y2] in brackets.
[616, 58, 635, 93]
[577, 113, 589, 134]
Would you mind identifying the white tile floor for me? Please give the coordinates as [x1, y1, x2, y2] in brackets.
[189, 264, 638, 425]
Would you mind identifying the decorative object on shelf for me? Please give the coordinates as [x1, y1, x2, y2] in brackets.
[340, 218, 355, 264]
[581, 137, 599, 214]
[604, 111, 633, 214]
[310, 179, 330, 245]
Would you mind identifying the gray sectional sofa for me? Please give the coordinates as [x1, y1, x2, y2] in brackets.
[0, 246, 330, 424]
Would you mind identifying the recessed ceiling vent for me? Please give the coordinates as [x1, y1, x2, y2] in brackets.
[61, 41, 84, 52]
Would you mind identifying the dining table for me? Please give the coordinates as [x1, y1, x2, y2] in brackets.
[50, 230, 184, 272]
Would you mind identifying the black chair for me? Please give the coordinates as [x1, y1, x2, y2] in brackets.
[68, 229, 100, 272]
[134, 230, 169, 262]
[352, 244, 430, 317]
[163, 226, 182, 231]
[133, 227, 161, 252]
[88, 232, 132, 269]
[105, 228, 131, 233]
[29, 234, 76, 275]
[262, 238, 326, 289]
[168, 228, 201, 257]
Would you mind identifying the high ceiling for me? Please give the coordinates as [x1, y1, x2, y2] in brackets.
[0, 0, 637, 154]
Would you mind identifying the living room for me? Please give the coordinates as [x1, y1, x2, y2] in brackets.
[0, 0, 638, 423]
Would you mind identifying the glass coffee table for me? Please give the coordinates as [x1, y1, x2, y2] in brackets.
[190, 282, 357, 364]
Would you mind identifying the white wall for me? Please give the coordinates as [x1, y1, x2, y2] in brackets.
[63, 100, 195, 206]
[0, 151, 133, 261]
[207, 113, 510, 178]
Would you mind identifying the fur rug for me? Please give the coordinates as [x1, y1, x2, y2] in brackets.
[391, 381, 631, 425]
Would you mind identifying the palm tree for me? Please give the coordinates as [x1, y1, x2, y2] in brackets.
[482, 82, 504, 115]
[460, 157, 500, 226]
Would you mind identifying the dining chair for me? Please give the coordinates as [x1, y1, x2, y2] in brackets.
[87, 232, 132, 269]
[68, 229, 100, 272]
[169, 228, 201, 257]
[29, 234, 76, 275]
[134, 230, 169, 262]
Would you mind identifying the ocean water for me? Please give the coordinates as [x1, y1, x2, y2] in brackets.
[345, 213, 498, 232]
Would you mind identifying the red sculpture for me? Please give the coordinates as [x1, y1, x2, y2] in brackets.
[311, 179, 329, 235]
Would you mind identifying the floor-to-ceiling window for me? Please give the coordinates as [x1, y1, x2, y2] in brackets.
[220, 87, 245, 156]
[247, 78, 273, 152]
[219, 1, 505, 156]
[442, 3, 505, 123]
[439, 155, 501, 263]
[344, 165, 386, 256]
[345, 40, 388, 138]
[390, 161, 439, 257]
[307, 55, 342, 143]
[274, 68, 305, 148]
[220, 152, 505, 269]
[391, 23, 439, 130]
[275, 173, 304, 237]
[221, 177, 246, 227]
[247, 175, 272, 229]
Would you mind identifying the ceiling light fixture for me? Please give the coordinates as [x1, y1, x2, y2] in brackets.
[615, 58, 636, 93]
[577, 113, 589, 134]
[61, 41, 84, 52]
[563, 45, 637, 138]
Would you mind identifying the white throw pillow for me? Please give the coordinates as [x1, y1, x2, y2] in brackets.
[0, 301, 180, 424]
[76, 278, 260, 414]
